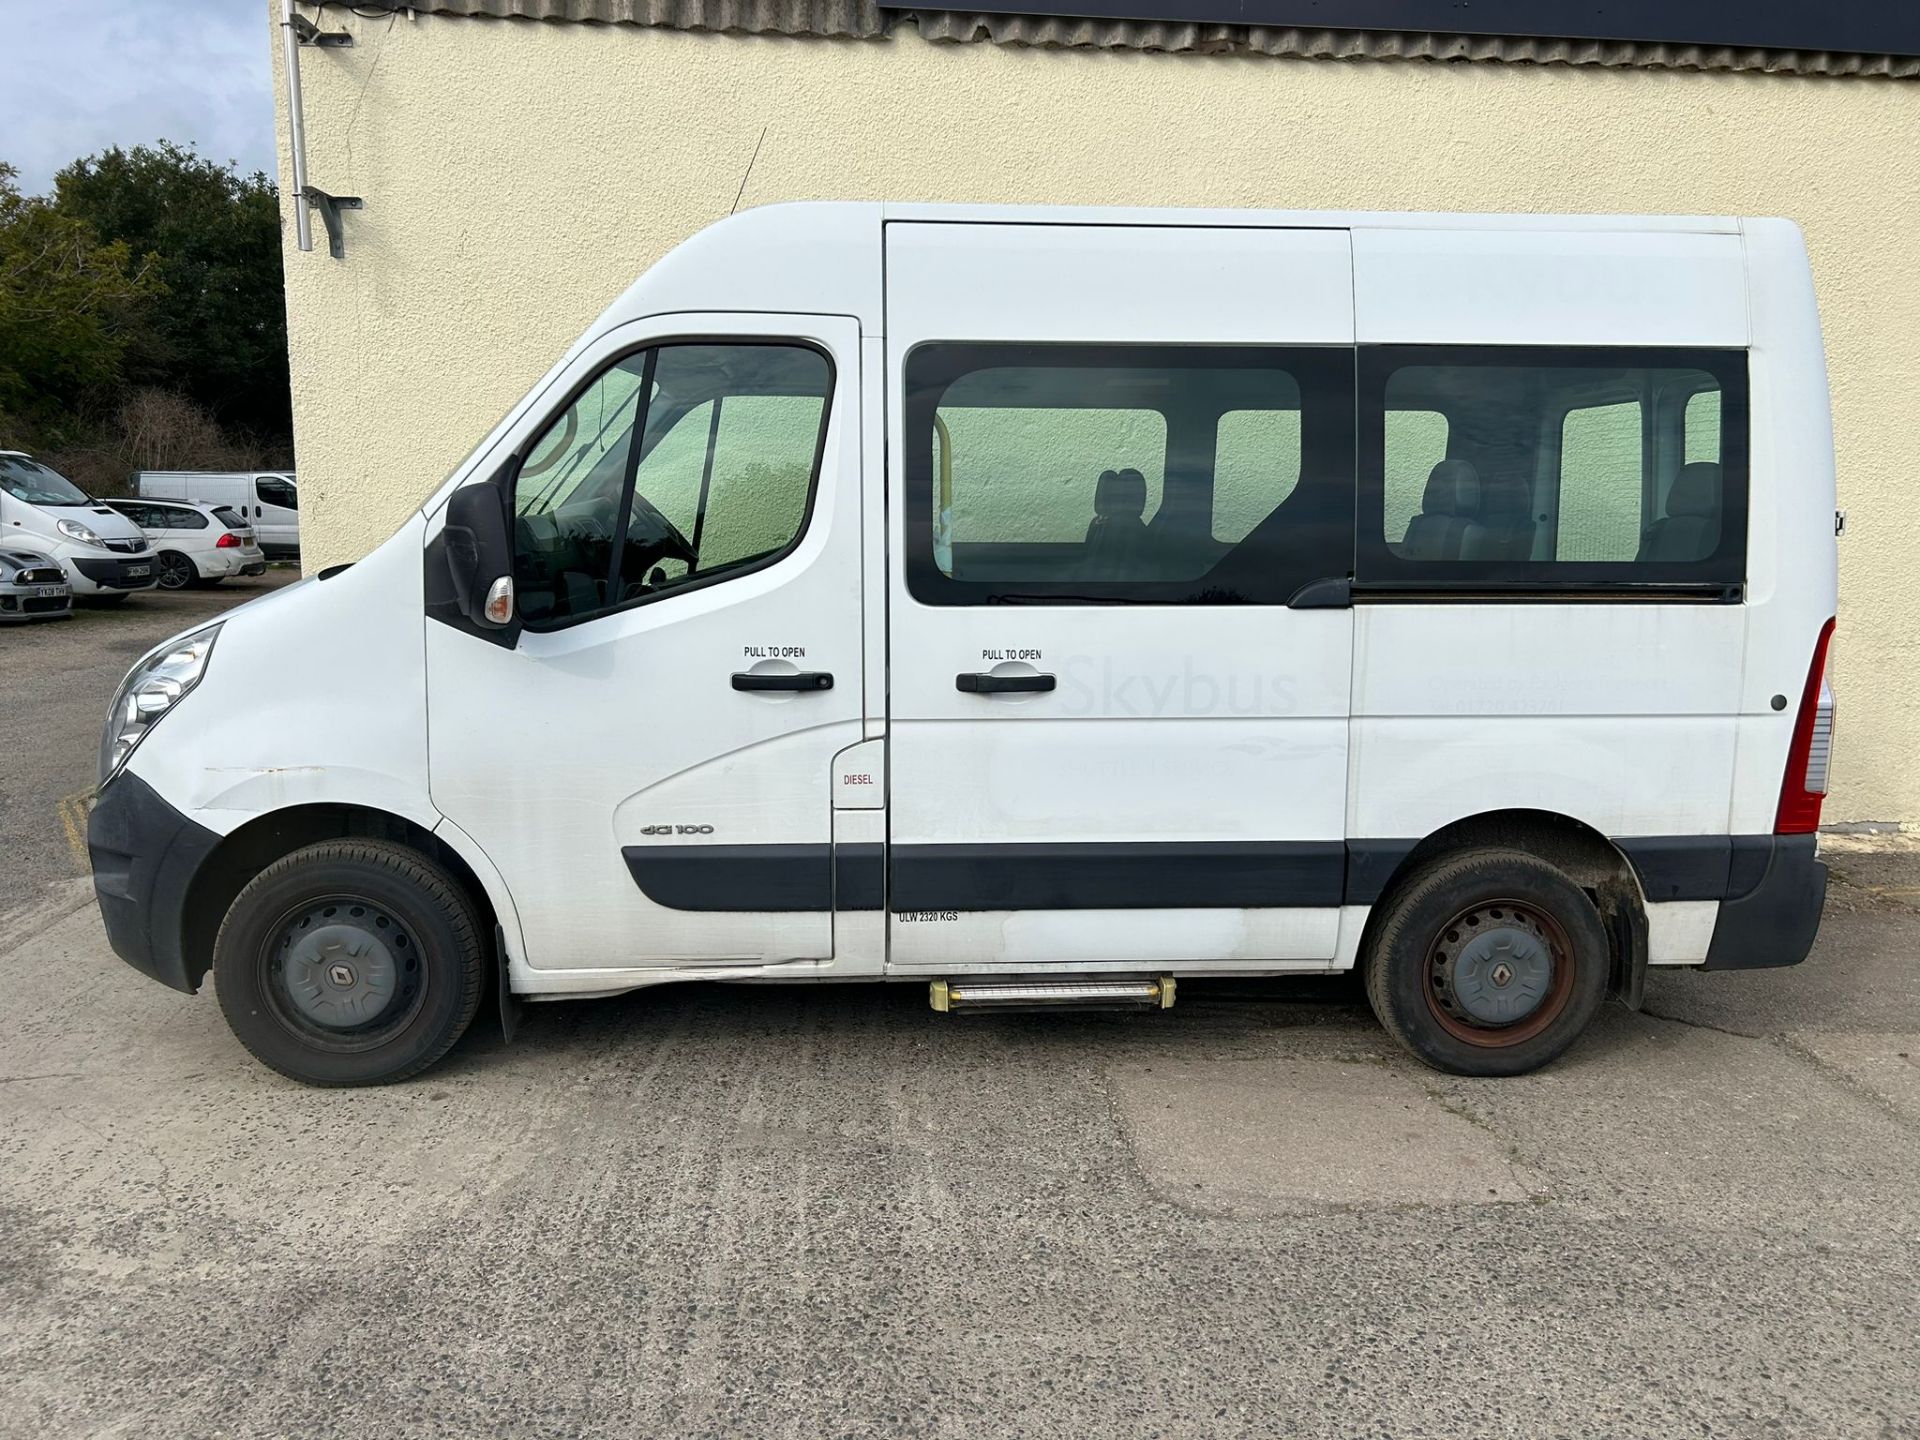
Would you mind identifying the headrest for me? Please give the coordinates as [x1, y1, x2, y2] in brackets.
[1668, 462, 1721, 518]
[1094, 468, 1147, 520]
[1421, 459, 1480, 517]
[1475, 473, 1530, 520]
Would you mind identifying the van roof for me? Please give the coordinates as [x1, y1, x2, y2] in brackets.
[598, 201, 1780, 347]
[870, 201, 1746, 232]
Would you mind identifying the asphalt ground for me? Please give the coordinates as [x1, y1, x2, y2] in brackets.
[0, 570, 298, 909]
[2, 585, 1917, 1438]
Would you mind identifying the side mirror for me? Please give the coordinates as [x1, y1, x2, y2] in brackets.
[428, 462, 526, 648]
[445, 477, 514, 627]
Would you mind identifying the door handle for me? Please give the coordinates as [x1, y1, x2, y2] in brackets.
[732, 671, 834, 692]
[956, 672, 1056, 694]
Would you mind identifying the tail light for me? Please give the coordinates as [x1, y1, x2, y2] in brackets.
[1775, 617, 1836, 834]
[215, 532, 239, 549]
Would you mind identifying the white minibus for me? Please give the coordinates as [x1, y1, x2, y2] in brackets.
[89, 204, 1839, 1087]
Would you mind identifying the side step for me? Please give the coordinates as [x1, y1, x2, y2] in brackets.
[930, 976, 1175, 1013]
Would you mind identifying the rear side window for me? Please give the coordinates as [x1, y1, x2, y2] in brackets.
[904, 344, 1353, 605]
[1358, 347, 1747, 593]
[161, 506, 209, 530]
[212, 506, 246, 530]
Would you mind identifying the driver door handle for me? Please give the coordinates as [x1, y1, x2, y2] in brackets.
[732, 671, 834, 692]
[956, 672, 1056, 694]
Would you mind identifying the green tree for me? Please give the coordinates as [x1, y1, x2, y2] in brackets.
[53, 142, 289, 444]
[0, 161, 160, 423]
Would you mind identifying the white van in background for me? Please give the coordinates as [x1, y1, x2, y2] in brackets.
[137, 471, 299, 557]
[89, 204, 1838, 1089]
[0, 452, 157, 600]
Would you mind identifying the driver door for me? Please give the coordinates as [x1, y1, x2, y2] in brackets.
[426, 314, 864, 976]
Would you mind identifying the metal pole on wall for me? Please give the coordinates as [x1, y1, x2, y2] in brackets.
[281, 0, 313, 252]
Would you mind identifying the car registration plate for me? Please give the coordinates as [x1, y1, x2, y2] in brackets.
[126, 565, 151, 578]
[35, 585, 63, 598]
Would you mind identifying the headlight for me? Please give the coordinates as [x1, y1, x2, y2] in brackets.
[99, 623, 222, 786]
[57, 518, 104, 547]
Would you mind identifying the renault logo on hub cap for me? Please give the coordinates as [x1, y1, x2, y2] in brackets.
[1490, 961, 1515, 987]
[327, 962, 357, 987]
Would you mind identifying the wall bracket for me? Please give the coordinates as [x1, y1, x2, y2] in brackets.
[290, 12, 353, 46]
[303, 188, 363, 260]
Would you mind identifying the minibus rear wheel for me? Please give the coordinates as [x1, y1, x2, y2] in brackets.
[212, 839, 487, 1086]
[1363, 847, 1608, 1078]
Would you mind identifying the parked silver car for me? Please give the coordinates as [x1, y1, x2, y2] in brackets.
[0, 547, 73, 621]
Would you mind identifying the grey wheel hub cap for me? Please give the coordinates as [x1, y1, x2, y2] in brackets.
[1446, 926, 1555, 1026]
[282, 923, 399, 1028]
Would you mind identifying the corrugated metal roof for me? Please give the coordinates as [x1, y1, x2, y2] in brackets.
[315, 0, 1920, 77]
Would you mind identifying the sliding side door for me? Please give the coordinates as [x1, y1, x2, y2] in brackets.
[883, 222, 1356, 973]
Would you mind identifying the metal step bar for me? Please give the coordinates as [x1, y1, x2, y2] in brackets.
[930, 976, 1175, 1013]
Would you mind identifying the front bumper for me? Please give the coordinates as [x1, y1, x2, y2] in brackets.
[70, 555, 158, 592]
[0, 582, 71, 620]
[1701, 834, 1828, 970]
[88, 772, 222, 993]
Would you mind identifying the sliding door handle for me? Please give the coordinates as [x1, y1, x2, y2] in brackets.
[956, 672, 1056, 694]
[732, 671, 834, 692]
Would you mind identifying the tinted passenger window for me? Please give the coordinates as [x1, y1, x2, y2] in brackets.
[512, 343, 831, 628]
[933, 402, 1168, 559]
[1685, 389, 1721, 463]
[1382, 409, 1449, 549]
[1212, 400, 1301, 543]
[163, 506, 209, 530]
[905, 344, 1353, 605]
[1556, 400, 1641, 561]
[1360, 347, 1747, 590]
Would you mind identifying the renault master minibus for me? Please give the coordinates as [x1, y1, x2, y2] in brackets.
[88, 204, 1838, 1087]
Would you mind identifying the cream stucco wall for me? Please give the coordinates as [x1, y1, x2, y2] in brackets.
[273, 9, 1920, 823]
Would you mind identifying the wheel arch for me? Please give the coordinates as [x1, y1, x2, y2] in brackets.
[180, 803, 505, 992]
[1358, 808, 1649, 1008]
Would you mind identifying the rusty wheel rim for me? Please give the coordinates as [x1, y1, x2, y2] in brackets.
[1423, 898, 1576, 1048]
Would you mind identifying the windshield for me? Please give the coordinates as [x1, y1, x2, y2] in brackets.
[0, 455, 91, 506]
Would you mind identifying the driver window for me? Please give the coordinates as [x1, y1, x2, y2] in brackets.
[512, 343, 831, 628]
[512, 354, 650, 624]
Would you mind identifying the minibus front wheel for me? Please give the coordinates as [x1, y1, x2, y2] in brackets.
[212, 839, 487, 1086]
[1363, 847, 1609, 1078]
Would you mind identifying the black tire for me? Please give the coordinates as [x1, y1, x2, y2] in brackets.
[1362, 847, 1609, 1077]
[155, 550, 196, 590]
[213, 839, 487, 1086]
